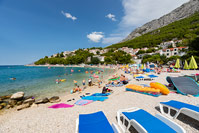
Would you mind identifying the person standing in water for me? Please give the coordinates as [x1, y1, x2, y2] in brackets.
[82, 79, 86, 90]
[98, 79, 102, 88]
[74, 80, 77, 87]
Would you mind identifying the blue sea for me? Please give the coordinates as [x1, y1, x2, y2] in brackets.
[0, 66, 114, 98]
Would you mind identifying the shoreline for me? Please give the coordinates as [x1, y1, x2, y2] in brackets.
[0, 66, 118, 115]
[25, 64, 116, 69]
[1, 69, 199, 133]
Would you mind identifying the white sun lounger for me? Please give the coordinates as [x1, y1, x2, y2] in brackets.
[160, 100, 199, 121]
[117, 107, 185, 133]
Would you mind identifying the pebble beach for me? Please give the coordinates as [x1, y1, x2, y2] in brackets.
[0, 69, 199, 133]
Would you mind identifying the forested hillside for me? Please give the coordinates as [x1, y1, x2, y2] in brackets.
[108, 12, 199, 49]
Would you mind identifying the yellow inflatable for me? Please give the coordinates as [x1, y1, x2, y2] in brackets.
[150, 82, 169, 95]
[126, 84, 160, 93]
[60, 79, 66, 82]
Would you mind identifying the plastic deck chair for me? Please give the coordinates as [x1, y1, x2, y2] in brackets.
[160, 100, 199, 121]
[117, 107, 185, 133]
[76, 111, 120, 133]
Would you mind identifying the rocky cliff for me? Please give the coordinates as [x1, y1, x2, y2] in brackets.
[122, 0, 199, 42]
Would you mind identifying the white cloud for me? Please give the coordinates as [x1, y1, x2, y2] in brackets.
[106, 13, 116, 21]
[120, 0, 189, 28]
[87, 32, 104, 43]
[61, 11, 77, 21]
[102, 0, 189, 45]
[102, 36, 123, 44]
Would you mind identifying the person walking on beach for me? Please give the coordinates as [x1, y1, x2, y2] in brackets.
[88, 78, 92, 86]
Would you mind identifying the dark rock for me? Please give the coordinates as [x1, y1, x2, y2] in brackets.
[35, 98, 49, 104]
[49, 96, 60, 103]
[6, 104, 12, 109]
[10, 92, 25, 100]
[0, 105, 4, 110]
[23, 98, 35, 105]
[0, 99, 3, 103]
[23, 96, 34, 100]
[0, 95, 11, 100]
[0, 102, 7, 107]
[9, 100, 17, 106]
[17, 101, 23, 106]
[17, 103, 30, 111]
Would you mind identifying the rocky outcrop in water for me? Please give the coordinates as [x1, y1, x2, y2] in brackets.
[122, 0, 199, 42]
[0, 92, 60, 111]
[10, 92, 25, 100]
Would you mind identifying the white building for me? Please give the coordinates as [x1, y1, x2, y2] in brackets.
[160, 46, 188, 57]
[159, 41, 176, 49]
[87, 56, 105, 62]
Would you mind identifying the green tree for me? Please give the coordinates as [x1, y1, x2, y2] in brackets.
[91, 57, 100, 64]
[96, 51, 100, 55]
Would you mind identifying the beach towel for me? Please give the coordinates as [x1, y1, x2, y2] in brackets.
[91, 93, 111, 96]
[75, 99, 93, 106]
[48, 103, 74, 109]
[82, 96, 108, 101]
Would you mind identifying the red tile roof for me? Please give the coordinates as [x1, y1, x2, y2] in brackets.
[162, 46, 188, 52]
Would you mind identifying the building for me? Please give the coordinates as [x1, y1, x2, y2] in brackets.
[118, 47, 133, 54]
[95, 56, 105, 62]
[63, 51, 71, 56]
[131, 55, 138, 60]
[87, 56, 105, 62]
[132, 48, 140, 55]
[160, 46, 188, 57]
[137, 53, 156, 59]
[159, 41, 176, 49]
[140, 47, 149, 51]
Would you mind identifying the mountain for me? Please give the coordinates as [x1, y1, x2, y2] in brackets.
[107, 12, 199, 49]
[122, 0, 199, 42]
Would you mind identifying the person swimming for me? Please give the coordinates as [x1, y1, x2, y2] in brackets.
[10, 77, 16, 80]
[55, 79, 59, 84]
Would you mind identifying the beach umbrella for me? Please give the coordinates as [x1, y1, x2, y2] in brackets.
[183, 60, 189, 70]
[174, 59, 180, 69]
[188, 56, 198, 70]
[141, 64, 144, 69]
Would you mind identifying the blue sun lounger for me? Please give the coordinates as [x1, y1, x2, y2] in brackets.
[76, 111, 120, 133]
[160, 100, 199, 121]
[117, 107, 185, 133]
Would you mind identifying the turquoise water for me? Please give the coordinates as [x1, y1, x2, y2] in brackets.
[0, 66, 114, 98]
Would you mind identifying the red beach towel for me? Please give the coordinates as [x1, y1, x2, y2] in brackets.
[48, 103, 74, 109]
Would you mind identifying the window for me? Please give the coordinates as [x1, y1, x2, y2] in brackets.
[167, 53, 169, 56]
[174, 52, 177, 55]
[167, 49, 169, 52]
[174, 49, 177, 51]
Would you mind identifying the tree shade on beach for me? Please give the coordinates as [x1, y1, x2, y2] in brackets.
[183, 60, 189, 70]
[188, 56, 198, 70]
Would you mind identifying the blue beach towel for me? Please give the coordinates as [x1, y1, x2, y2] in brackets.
[148, 74, 158, 78]
[91, 93, 111, 96]
[82, 96, 108, 101]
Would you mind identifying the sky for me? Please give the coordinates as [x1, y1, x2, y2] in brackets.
[0, 0, 189, 65]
